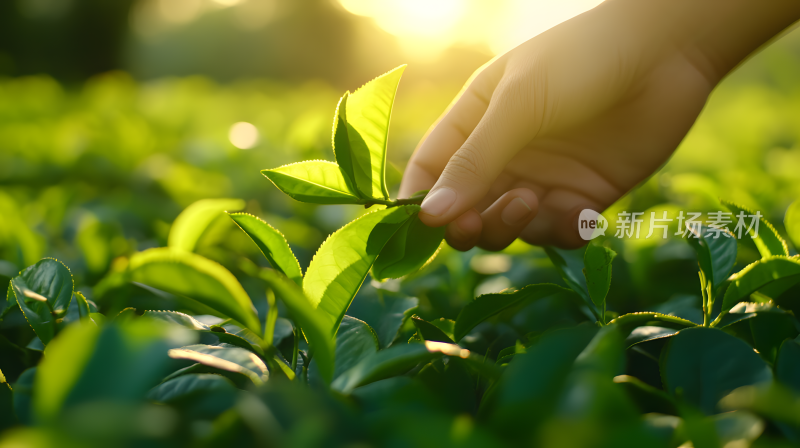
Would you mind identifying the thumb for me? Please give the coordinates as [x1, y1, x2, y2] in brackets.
[419, 79, 539, 227]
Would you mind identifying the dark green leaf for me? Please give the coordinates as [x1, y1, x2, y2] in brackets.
[609, 312, 698, 335]
[685, 225, 737, 289]
[341, 65, 406, 200]
[750, 312, 798, 364]
[128, 248, 261, 335]
[168, 344, 268, 385]
[347, 289, 418, 348]
[544, 246, 599, 318]
[583, 243, 616, 308]
[722, 200, 789, 258]
[12, 368, 36, 426]
[412, 316, 455, 343]
[259, 268, 335, 384]
[229, 212, 303, 285]
[168, 198, 245, 252]
[262, 161, 361, 204]
[660, 327, 772, 415]
[304, 206, 415, 336]
[488, 324, 598, 427]
[147, 373, 237, 404]
[454, 283, 578, 342]
[332, 340, 483, 394]
[11, 258, 74, 345]
[775, 339, 800, 393]
[372, 214, 444, 280]
[331, 316, 379, 380]
[35, 318, 191, 422]
[143, 310, 264, 354]
[721, 256, 800, 312]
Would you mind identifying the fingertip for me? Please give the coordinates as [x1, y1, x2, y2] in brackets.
[445, 209, 482, 252]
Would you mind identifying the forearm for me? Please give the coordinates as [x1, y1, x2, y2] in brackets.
[599, 0, 800, 83]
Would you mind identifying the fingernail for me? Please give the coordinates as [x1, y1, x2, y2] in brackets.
[501, 197, 533, 226]
[421, 187, 456, 217]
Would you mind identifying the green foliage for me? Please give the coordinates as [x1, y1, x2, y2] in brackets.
[4, 64, 800, 447]
[722, 200, 789, 258]
[785, 200, 800, 251]
[228, 213, 303, 285]
[128, 248, 261, 335]
[583, 242, 617, 308]
[304, 206, 415, 336]
[10, 259, 73, 345]
[371, 214, 444, 280]
[168, 198, 245, 252]
[660, 327, 772, 415]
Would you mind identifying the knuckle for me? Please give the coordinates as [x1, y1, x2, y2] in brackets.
[444, 145, 486, 183]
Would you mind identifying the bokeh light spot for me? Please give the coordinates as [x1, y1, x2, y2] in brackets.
[229, 122, 260, 149]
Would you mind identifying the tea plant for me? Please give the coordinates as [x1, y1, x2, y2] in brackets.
[2, 66, 800, 447]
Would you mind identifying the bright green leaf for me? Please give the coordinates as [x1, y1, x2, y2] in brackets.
[685, 225, 737, 290]
[259, 268, 335, 384]
[229, 212, 303, 285]
[168, 344, 268, 385]
[341, 65, 406, 200]
[331, 92, 362, 198]
[168, 198, 245, 252]
[609, 312, 698, 335]
[583, 243, 617, 308]
[11, 258, 74, 345]
[453, 283, 578, 342]
[660, 327, 772, 415]
[785, 200, 800, 252]
[721, 256, 800, 312]
[372, 214, 444, 280]
[128, 248, 261, 335]
[722, 200, 789, 258]
[304, 206, 415, 336]
[262, 161, 361, 204]
[74, 291, 90, 320]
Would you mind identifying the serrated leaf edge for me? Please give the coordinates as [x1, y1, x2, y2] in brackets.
[227, 212, 303, 281]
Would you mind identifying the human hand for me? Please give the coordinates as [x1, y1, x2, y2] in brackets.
[399, 0, 800, 251]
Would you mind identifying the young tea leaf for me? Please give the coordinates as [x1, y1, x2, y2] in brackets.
[583, 243, 617, 308]
[128, 248, 261, 335]
[331, 92, 363, 198]
[685, 225, 737, 290]
[721, 256, 800, 312]
[342, 65, 406, 200]
[10, 258, 74, 345]
[168, 198, 245, 252]
[660, 327, 772, 415]
[262, 160, 361, 204]
[304, 206, 416, 337]
[722, 200, 789, 258]
[228, 213, 303, 285]
[259, 268, 335, 384]
[372, 214, 444, 280]
[453, 283, 579, 342]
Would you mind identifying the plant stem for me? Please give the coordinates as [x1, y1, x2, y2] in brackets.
[699, 271, 709, 327]
[263, 288, 278, 347]
[291, 325, 299, 373]
[364, 196, 425, 208]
